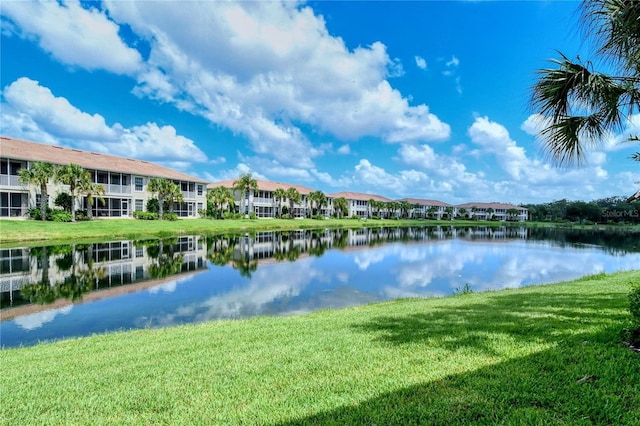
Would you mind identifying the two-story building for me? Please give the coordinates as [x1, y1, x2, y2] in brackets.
[208, 179, 316, 218]
[328, 191, 392, 218]
[0, 137, 208, 218]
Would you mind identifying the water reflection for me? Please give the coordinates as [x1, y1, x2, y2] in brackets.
[1, 226, 638, 348]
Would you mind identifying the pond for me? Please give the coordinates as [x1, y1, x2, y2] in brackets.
[1, 226, 638, 348]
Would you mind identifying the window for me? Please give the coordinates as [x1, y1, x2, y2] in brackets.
[135, 177, 143, 191]
[135, 199, 143, 211]
[197, 185, 203, 196]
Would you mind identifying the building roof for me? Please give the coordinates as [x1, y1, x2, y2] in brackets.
[328, 191, 392, 202]
[455, 202, 528, 211]
[208, 178, 316, 195]
[1, 136, 208, 183]
[398, 198, 453, 207]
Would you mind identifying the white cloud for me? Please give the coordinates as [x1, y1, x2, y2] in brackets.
[415, 55, 427, 70]
[337, 144, 351, 155]
[101, 1, 450, 161]
[1, 0, 141, 75]
[3, 77, 118, 141]
[1, 78, 208, 165]
[446, 56, 460, 68]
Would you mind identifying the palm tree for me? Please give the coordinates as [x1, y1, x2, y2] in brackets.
[458, 207, 468, 219]
[273, 188, 287, 218]
[148, 177, 182, 219]
[285, 187, 301, 218]
[531, 0, 640, 166]
[487, 207, 495, 220]
[399, 200, 412, 218]
[56, 164, 91, 221]
[427, 206, 438, 219]
[309, 190, 327, 216]
[78, 180, 105, 219]
[233, 173, 258, 217]
[506, 208, 520, 221]
[444, 206, 454, 220]
[207, 186, 234, 219]
[333, 197, 348, 218]
[18, 161, 57, 220]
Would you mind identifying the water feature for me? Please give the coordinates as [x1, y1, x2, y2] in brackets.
[1, 226, 638, 348]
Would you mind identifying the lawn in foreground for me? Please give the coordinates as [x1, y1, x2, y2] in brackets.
[1, 271, 639, 425]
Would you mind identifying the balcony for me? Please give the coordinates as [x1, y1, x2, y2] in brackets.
[0, 175, 22, 187]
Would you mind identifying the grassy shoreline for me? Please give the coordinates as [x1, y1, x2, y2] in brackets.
[1, 217, 638, 247]
[1, 270, 639, 424]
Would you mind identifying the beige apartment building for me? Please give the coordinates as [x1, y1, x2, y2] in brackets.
[208, 180, 528, 222]
[0, 137, 208, 219]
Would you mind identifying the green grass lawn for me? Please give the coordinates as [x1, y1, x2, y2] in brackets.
[1, 217, 637, 247]
[1, 271, 639, 425]
[0, 217, 509, 247]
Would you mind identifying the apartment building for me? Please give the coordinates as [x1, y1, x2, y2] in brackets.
[399, 198, 454, 219]
[328, 191, 392, 218]
[455, 202, 529, 222]
[208, 179, 316, 218]
[0, 137, 208, 218]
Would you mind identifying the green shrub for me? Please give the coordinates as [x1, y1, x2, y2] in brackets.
[133, 211, 158, 220]
[28, 207, 52, 220]
[249, 211, 257, 220]
[54, 193, 72, 212]
[75, 209, 91, 221]
[50, 210, 73, 222]
[163, 212, 178, 221]
[281, 214, 290, 219]
[233, 213, 243, 219]
[629, 283, 640, 324]
[223, 212, 234, 220]
[312, 215, 324, 220]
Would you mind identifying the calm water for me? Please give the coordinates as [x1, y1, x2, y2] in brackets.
[1, 226, 638, 348]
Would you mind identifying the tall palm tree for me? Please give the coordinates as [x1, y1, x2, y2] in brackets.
[531, 0, 640, 166]
[309, 190, 326, 216]
[208, 186, 234, 219]
[18, 161, 57, 221]
[56, 164, 91, 221]
[487, 207, 495, 220]
[285, 187, 301, 219]
[79, 181, 106, 219]
[148, 177, 182, 219]
[233, 173, 258, 217]
[273, 188, 287, 218]
[333, 197, 348, 218]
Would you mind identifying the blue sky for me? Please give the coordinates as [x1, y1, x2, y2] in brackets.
[1, 0, 638, 204]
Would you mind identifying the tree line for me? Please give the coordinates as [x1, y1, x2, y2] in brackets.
[523, 196, 640, 224]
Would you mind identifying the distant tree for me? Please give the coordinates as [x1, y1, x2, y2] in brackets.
[274, 188, 287, 218]
[286, 187, 301, 219]
[79, 181, 106, 219]
[56, 164, 91, 221]
[444, 206, 454, 220]
[18, 161, 57, 221]
[148, 178, 182, 219]
[427, 206, 438, 219]
[506, 208, 520, 221]
[208, 186, 235, 219]
[333, 197, 348, 218]
[399, 200, 412, 218]
[233, 173, 258, 216]
[309, 190, 327, 216]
